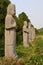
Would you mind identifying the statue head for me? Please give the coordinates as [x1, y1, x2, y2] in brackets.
[7, 4, 16, 15]
[24, 21, 27, 26]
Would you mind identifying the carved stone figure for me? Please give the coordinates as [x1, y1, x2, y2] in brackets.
[28, 22, 32, 43]
[31, 27, 36, 41]
[5, 4, 18, 60]
[23, 21, 29, 47]
[28, 22, 36, 43]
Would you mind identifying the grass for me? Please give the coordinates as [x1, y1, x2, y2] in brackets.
[16, 38, 43, 65]
[0, 37, 43, 65]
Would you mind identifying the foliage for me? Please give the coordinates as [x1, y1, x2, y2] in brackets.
[0, 38, 43, 65]
[0, 0, 10, 23]
[0, 0, 10, 56]
[35, 28, 39, 35]
[0, 57, 16, 65]
[18, 12, 30, 30]
[35, 28, 43, 35]
[16, 38, 43, 65]
[38, 28, 43, 35]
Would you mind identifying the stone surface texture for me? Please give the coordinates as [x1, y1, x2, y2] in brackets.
[23, 21, 29, 47]
[5, 4, 18, 60]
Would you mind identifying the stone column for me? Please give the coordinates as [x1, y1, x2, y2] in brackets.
[5, 4, 18, 60]
[23, 21, 29, 47]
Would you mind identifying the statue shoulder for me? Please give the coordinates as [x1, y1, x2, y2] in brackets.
[5, 14, 16, 29]
[5, 15, 13, 29]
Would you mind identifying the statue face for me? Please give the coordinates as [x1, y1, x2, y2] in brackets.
[11, 5, 16, 15]
[7, 4, 16, 15]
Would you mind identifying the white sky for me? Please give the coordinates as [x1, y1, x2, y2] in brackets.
[10, 0, 43, 29]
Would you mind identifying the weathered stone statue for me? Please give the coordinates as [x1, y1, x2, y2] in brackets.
[28, 22, 32, 43]
[28, 22, 36, 43]
[5, 4, 18, 60]
[23, 21, 29, 47]
[31, 27, 36, 41]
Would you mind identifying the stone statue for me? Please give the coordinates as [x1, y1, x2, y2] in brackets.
[28, 22, 36, 43]
[31, 27, 36, 41]
[28, 22, 32, 43]
[23, 21, 29, 47]
[5, 4, 18, 60]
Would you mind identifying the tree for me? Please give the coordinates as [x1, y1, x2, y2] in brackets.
[18, 12, 30, 30]
[0, 0, 10, 56]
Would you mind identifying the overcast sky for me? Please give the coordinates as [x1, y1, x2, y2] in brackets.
[10, 0, 43, 29]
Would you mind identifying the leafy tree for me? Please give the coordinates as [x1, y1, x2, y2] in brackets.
[18, 12, 30, 30]
[0, 0, 10, 56]
[0, 0, 10, 23]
